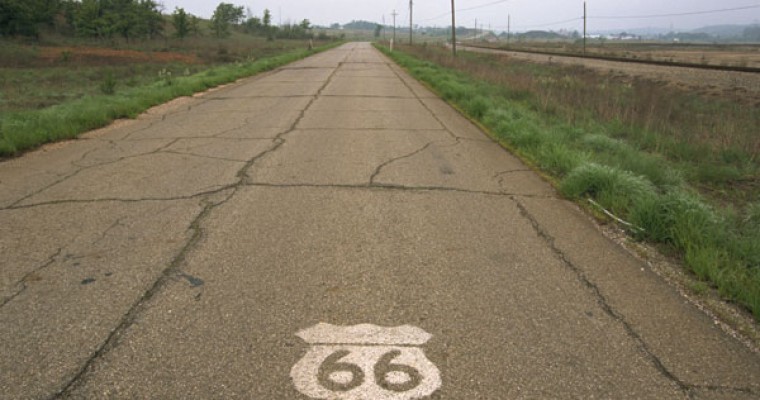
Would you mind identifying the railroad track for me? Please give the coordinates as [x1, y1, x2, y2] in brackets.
[457, 43, 760, 74]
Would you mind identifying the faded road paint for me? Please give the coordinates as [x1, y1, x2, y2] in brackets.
[291, 323, 441, 399]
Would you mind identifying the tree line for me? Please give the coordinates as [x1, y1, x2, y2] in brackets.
[1, 0, 315, 41]
[205, 3, 313, 40]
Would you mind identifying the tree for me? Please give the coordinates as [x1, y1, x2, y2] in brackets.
[299, 19, 311, 31]
[0, 0, 62, 37]
[188, 15, 202, 36]
[262, 9, 272, 28]
[211, 2, 244, 38]
[244, 16, 263, 35]
[73, 0, 107, 38]
[172, 7, 189, 39]
[744, 25, 760, 41]
[374, 24, 382, 38]
[138, 0, 164, 39]
[262, 8, 275, 40]
[69, 0, 163, 40]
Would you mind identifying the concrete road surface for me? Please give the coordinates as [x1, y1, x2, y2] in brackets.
[1, 43, 758, 399]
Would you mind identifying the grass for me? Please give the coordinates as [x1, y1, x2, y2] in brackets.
[0, 40, 342, 156]
[377, 43, 760, 319]
[0, 62, 205, 111]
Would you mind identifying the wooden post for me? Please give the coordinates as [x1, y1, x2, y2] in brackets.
[583, 1, 587, 55]
[409, 0, 413, 45]
[451, 0, 457, 56]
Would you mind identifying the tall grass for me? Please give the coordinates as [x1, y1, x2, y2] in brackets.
[0, 42, 341, 156]
[378, 44, 760, 319]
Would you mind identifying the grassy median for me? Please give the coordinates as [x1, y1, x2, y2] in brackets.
[378, 43, 760, 319]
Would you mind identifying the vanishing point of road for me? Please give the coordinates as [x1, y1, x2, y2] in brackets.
[1, 43, 759, 399]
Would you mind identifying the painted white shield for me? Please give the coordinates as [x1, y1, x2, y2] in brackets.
[291, 323, 442, 400]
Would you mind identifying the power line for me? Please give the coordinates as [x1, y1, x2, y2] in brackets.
[418, 2, 760, 32]
[507, 17, 583, 30]
[458, 0, 510, 13]
[419, 0, 511, 22]
[592, 4, 760, 19]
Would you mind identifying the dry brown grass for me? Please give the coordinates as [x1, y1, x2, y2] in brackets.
[404, 44, 760, 163]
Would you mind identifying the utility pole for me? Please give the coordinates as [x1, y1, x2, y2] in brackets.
[451, 0, 456, 56]
[583, 1, 587, 54]
[392, 10, 398, 44]
[409, 0, 413, 45]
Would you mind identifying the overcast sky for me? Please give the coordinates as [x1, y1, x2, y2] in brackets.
[158, 0, 760, 32]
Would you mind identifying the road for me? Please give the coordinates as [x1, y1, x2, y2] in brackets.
[1, 42, 759, 399]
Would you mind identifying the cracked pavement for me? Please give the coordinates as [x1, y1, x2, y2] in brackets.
[1, 43, 759, 399]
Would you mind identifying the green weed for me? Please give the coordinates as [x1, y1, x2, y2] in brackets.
[99, 72, 117, 95]
[537, 142, 588, 177]
[561, 163, 656, 215]
[158, 68, 173, 86]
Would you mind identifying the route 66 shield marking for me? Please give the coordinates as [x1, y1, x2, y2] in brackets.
[291, 323, 442, 400]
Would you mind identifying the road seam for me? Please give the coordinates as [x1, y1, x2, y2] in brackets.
[244, 182, 555, 199]
[240, 47, 351, 181]
[513, 196, 703, 397]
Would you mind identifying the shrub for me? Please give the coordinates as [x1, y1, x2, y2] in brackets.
[100, 72, 117, 95]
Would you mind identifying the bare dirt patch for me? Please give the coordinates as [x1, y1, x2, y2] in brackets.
[39, 46, 200, 66]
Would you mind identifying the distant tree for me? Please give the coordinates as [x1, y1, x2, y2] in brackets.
[330, 23, 341, 29]
[262, 8, 275, 40]
[70, 0, 162, 40]
[111, 0, 163, 41]
[262, 9, 272, 28]
[109, 0, 138, 40]
[188, 15, 203, 36]
[0, 0, 62, 37]
[172, 7, 189, 39]
[135, 0, 164, 39]
[374, 24, 382, 38]
[273, 19, 313, 39]
[72, 0, 107, 38]
[343, 20, 378, 31]
[244, 16, 263, 35]
[744, 25, 760, 41]
[211, 2, 244, 37]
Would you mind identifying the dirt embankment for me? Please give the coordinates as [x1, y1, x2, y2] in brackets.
[33, 46, 200, 66]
